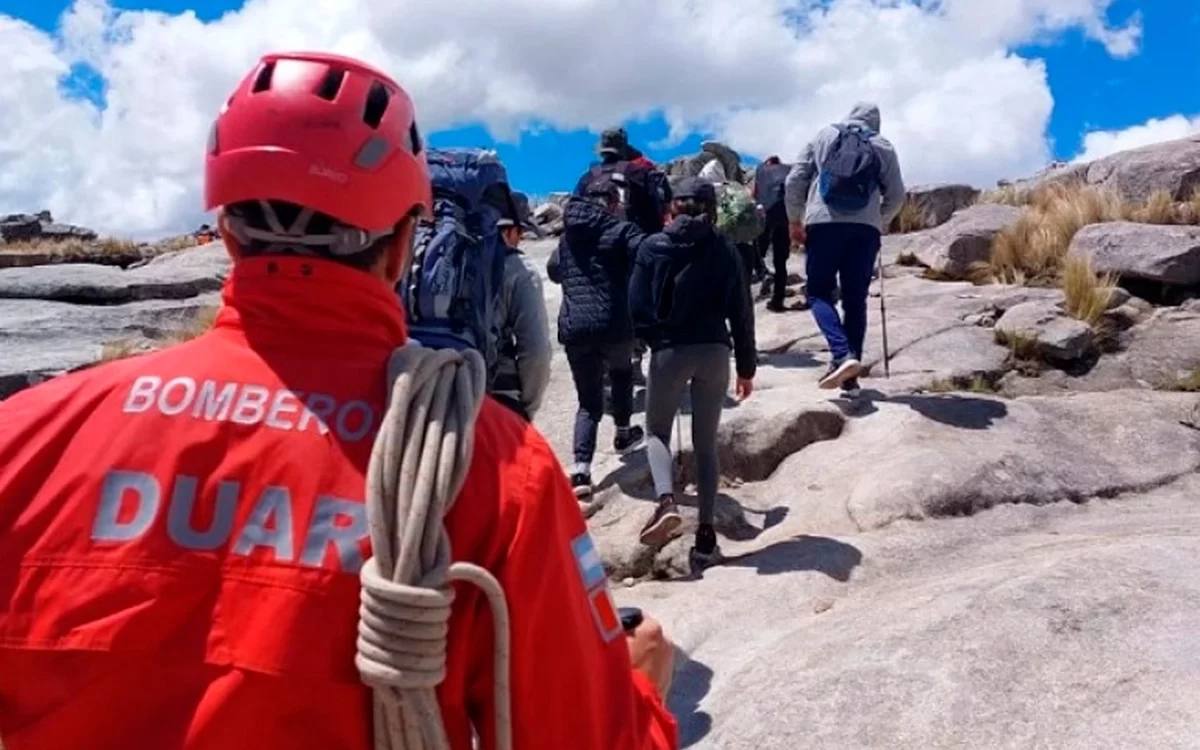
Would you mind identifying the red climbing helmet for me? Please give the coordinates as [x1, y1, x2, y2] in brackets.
[204, 51, 432, 232]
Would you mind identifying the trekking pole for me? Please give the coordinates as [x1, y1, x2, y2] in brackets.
[877, 253, 891, 378]
[674, 409, 684, 485]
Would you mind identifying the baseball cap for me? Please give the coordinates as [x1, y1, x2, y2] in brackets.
[673, 176, 717, 204]
[497, 191, 542, 236]
[598, 127, 629, 156]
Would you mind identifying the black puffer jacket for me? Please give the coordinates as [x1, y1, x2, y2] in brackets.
[629, 215, 757, 379]
[547, 197, 647, 346]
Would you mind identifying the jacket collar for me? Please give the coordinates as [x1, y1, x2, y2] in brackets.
[213, 256, 408, 353]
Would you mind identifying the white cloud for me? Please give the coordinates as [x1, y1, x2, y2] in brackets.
[1075, 114, 1200, 163]
[0, 0, 1142, 237]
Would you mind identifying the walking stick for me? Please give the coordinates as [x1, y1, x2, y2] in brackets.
[877, 252, 891, 378]
[674, 409, 684, 485]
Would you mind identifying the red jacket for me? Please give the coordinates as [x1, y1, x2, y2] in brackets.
[0, 255, 677, 750]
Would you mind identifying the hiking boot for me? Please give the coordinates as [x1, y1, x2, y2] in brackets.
[639, 495, 683, 547]
[840, 377, 862, 398]
[818, 357, 862, 390]
[766, 299, 786, 313]
[570, 472, 593, 498]
[690, 523, 720, 567]
[613, 425, 645, 454]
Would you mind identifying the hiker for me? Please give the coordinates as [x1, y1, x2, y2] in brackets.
[629, 177, 757, 564]
[194, 223, 215, 244]
[785, 102, 905, 394]
[753, 155, 794, 312]
[548, 175, 648, 498]
[492, 191, 552, 420]
[575, 127, 671, 385]
[697, 159, 763, 294]
[0, 51, 678, 750]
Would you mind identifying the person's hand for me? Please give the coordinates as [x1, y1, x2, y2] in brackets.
[626, 614, 675, 698]
[789, 222, 806, 245]
[735, 377, 754, 401]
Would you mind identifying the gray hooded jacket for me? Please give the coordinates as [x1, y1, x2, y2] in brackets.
[784, 102, 906, 230]
[492, 250, 552, 418]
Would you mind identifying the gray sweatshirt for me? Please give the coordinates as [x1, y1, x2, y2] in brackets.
[784, 102, 906, 231]
[492, 249, 552, 418]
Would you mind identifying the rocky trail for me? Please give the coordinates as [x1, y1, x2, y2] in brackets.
[2, 136, 1200, 748]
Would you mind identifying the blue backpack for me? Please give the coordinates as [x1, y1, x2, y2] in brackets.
[818, 124, 882, 212]
[400, 148, 516, 375]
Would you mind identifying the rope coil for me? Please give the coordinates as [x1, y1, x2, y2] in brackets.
[356, 344, 513, 750]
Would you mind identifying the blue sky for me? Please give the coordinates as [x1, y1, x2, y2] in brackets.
[3, 0, 1199, 233]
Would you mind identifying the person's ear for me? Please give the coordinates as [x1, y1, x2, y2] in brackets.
[381, 215, 418, 286]
[216, 211, 245, 260]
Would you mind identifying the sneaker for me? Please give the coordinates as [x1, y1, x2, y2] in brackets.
[766, 299, 786, 313]
[570, 473, 593, 498]
[691, 523, 719, 566]
[818, 357, 862, 390]
[613, 425, 645, 454]
[639, 495, 683, 547]
[840, 377, 862, 398]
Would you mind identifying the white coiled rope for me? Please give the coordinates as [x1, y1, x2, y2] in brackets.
[356, 344, 512, 750]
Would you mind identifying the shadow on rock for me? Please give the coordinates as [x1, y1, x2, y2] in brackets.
[838, 390, 1008, 429]
[759, 349, 822, 370]
[668, 649, 715, 748]
[887, 393, 1008, 429]
[726, 535, 863, 580]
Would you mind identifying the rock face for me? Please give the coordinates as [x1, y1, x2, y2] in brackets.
[1084, 135, 1200, 203]
[532, 202, 565, 236]
[0, 244, 228, 303]
[994, 300, 1094, 362]
[0, 244, 229, 399]
[0, 211, 98, 244]
[898, 203, 1023, 279]
[621, 473, 1200, 750]
[1069, 221, 1200, 287]
[666, 141, 748, 185]
[905, 183, 981, 228]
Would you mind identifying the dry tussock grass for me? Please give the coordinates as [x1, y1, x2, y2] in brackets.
[1060, 255, 1117, 327]
[1170, 369, 1200, 392]
[99, 306, 220, 363]
[925, 374, 998, 394]
[975, 183, 1200, 292]
[888, 197, 927, 234]
[2, 236, 142, 259]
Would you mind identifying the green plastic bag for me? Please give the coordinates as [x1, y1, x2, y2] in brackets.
[715, 182, 763, 245]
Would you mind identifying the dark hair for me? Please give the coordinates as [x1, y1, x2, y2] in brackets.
[224, 200, 405, 272]
[671, 196, 716, 223]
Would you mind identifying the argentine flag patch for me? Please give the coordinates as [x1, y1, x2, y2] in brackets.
[571, 531, 622, 643]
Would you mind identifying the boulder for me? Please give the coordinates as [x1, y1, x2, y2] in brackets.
[1073, 308, 1200, 391]
[532, 202, 565, 236]
[666, 141, 748, 185]
[905, 183, 981, 228]
[1068, 222, 1200, 287]
[0, 244, 229, 304]
[0, 211, 98, 243]
[995, 300, 1094, 362]
[0, 294, 221, 400]
[619, 472, 1200, 750]
[547, 192, 571, 207]
[899, 204, 1024, 279]
[701, 141, 746, 184]
[1084, 135, 1200, 204]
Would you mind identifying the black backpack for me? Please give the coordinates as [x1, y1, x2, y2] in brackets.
[818, 124, 882, 212]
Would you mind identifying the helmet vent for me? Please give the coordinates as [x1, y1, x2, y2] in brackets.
[362, 81, 390, 129]
[314, 67, 347, 101]
[407, 121, 423, 155]
[251, 61, 275, 93]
